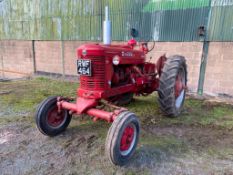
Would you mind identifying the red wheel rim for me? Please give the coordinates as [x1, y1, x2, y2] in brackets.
[47, 106, 66, 127]
[175, 69, 185, 98]
[120, 125, 135, 152]
[175, 74, 183, 98]
[175, 68, 186, 109]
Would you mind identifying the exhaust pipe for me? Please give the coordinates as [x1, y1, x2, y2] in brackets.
[103, 6, 111, 45]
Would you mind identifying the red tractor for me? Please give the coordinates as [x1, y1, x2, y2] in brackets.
[35, 7, 187, 166]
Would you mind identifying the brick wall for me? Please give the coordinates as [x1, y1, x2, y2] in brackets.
[204, 42, 233, 97]
[1, 40, 233, 97]
[34, 41, 89, 76]
[0, 40, 34, 79]
[63, 41, 87, 76]
[35, 41, 63, 74]
[147, 42, 203, 92]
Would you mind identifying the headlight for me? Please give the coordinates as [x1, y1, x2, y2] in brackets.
[112, 55, 120, 65]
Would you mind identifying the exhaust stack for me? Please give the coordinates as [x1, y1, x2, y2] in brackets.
[103, 6, 111, 45]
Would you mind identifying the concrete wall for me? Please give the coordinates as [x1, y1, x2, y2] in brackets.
[0, 41, 34, 78]
[0, 40, 232, 97]
[35, 41, 63, 74]
[147, 42, 203, 93]
[204, 42, 233, 97]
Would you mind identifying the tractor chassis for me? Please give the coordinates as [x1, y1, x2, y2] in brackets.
[57, 97, 128, 123]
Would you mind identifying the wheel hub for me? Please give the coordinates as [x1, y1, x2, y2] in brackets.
[47, 107, 65, 127]
[175, 74, 184, 98]
[120, 126, 135, 151]
[175, 68, 186, 109]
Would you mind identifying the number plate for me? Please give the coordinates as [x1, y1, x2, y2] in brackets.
[77, 59, 92, 76]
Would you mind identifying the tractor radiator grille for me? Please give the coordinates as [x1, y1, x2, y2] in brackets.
[80, 56, 105, 90]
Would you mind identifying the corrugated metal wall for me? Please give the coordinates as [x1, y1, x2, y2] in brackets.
[208, 0, 233, 41]
[0, 0, 232, 41]
[141, 0, 210, 41]
[0, 0, 103, 40]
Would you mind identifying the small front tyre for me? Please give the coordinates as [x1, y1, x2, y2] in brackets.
[35, 96, 72, 137]
[105, 111, 140, 166]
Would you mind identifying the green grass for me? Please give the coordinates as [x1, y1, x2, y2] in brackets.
[0, 77, 233, 130]
[0, 77, 78, 112]
[126, 95, 233, 129]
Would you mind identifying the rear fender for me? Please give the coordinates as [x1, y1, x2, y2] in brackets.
[156, 55, 167, 77]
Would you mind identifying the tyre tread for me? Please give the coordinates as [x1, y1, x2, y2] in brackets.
[158, 55, 187, 117]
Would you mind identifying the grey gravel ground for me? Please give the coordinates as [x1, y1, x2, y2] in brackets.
[1, 79, 233, 175]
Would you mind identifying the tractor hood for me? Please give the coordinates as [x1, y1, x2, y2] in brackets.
[77, 43, 144, 58]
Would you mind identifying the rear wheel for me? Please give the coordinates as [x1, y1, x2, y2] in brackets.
[158, 55, 187, 117]
[35, 96, 72, 136]
[105, 111, 140, 166]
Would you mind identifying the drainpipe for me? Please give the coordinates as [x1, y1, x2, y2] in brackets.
[32, 40, 36, 73]
[197, 38, 209, 95]
[60, 15, 65, 78]
[197, 2, 212, 95]
[0, 55, 4, 78]
[61, 40, 65, 78]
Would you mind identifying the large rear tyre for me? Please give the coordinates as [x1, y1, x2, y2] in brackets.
[158, 55, 187, 117]
[105, 111, 140, 166]
[35, 96, 72, 136]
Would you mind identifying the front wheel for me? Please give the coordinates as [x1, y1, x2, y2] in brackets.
[35, 96, 72, 136]
[105, 111, 140, 166]
[158, 55, 187, 117]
